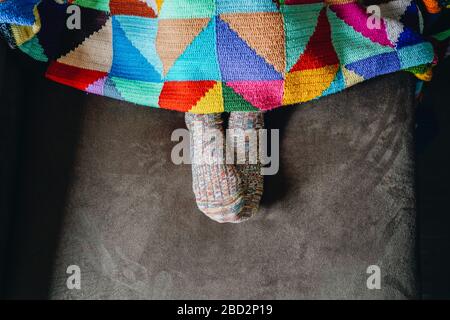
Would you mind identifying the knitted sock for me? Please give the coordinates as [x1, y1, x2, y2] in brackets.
[228, 112, 264, 222]
[185, 113, 245, 223]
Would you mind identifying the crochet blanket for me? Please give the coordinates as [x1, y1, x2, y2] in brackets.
[0, 0, 448, 113]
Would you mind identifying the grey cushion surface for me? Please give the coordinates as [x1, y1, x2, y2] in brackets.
[1, 42, 417, 299]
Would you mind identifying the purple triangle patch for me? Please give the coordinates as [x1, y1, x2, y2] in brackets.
[216, 16, 282, 81]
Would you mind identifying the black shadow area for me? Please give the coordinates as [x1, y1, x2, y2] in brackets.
[0, 44, 85, 299]
[416, 59, 450, 299]
[261, 106, 296, 206]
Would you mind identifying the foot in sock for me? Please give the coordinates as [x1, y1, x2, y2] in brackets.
[227, 112, 264, 222]
[185, 113, 245, 223]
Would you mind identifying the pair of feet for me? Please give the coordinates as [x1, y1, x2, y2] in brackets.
[185, 112, 264, 223]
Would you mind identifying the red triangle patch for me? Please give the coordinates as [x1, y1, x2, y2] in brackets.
[46, 61, 108, 90]
[290, 8, 339, 72]
[110, 0, 157, 18]
[159, 81, 217, 112]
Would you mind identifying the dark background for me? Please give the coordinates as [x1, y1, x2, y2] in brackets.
[416, 58, 450, 299]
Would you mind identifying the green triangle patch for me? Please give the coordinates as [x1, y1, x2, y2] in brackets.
[73, 0, 110, 12]
[159, 0, 215, 19]
[19, 36, 48, 62]
[223, 83, 259, 112]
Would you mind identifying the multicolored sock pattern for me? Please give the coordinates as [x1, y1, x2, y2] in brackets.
[228, 112, 265, 222]
[1, 0, 448, 113]
[185, 112, 265, 223]
[185, 113, 246, 223]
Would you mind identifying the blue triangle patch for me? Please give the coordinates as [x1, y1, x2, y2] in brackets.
[396, 27, 424, 49]
[216, 16, 283, 81]
[110, 16, 162, 82]
[345, 51, 401, 79]
[396, 1, 423, 49]
[115, 15, 163, 75]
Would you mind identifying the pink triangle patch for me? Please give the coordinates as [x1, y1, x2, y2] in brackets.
[330, 3, 394, 47]
[226, 80, 284, 111]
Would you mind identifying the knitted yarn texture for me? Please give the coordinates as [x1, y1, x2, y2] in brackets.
[0, 0, 448, 113]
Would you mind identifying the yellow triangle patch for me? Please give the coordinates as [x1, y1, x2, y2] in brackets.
[190, 82, 224, 113]
[11, 6, 41, 46]
[283, 64, 339, 105]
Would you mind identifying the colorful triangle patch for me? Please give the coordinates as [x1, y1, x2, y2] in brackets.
[110, 16, 162, 82]
[46, 61, 108, 91]
[165, 18, 220, 81]
[57, 18, 113, 73]
[159, 81, 217, 111]
[190, 82, 225, 113]
[283, 64, 339, 104]
[290, 7, 339, 72]
[220, 12, 286, 73]
[156, 18, 210, 75]
[227, 80, 284, 110]
[282, 2, 323, 72]
[223, 84, 259, 112]
[216, 16, 283, 81]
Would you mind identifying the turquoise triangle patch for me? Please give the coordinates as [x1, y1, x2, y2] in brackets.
[165, 18, 221, 81]
[114, 15, 163, 75]
[19, 36, 48, 62]
[327, 9, 394, 65]
[282, 3, 323, 72]
[159, 0, 215, 19]
[110, 16, 162, 82]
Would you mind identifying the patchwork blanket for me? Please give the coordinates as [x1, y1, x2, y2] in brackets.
[0, 0, 448, 113]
